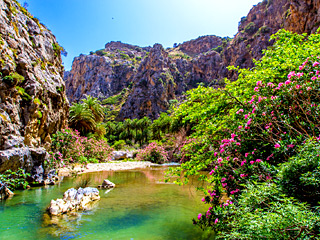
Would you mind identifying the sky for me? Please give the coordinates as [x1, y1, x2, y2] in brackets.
[18, 0, 262, 70]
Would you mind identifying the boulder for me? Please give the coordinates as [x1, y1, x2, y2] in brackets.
[111, 150, 135, 160]
[0, 181, 14, 200]
[98, 179, 115, 189]
[112, 151, 127, 160]
[47, 187, 100, 216]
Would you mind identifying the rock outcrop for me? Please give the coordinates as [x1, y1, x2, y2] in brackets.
[64, 0, 320, 120]
[48, 187, 100, 216]
[0, 0, 68, 178]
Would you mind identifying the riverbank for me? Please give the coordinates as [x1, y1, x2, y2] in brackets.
[58, 161, 159, 176]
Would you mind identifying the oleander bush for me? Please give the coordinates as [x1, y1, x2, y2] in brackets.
[48, 127, 113, 169]
[165, 29, 320, 237]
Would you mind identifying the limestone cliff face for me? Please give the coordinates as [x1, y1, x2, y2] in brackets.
[65, 0, 320, 120]
[0, 0, 68, 175]
[177, 35, 224, 56]
[119, 44, 177, 119]
[64, 41, 150, 102]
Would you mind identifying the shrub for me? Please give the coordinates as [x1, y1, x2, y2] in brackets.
[0, 169, 30, 191]
[197, 183, 320, 239]
[136, 142, 168, 164]
[244, 22, 257, 35]
[15, 86, 31, 101]
[112, 140, 126, 150]
[279, 138, 320, 205]
[3, 72, 24, 86]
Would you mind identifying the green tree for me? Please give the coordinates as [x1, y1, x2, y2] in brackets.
[81, 95, 105, 122]
[69, 103, 95, 134]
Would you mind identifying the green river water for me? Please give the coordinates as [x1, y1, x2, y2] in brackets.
[0, 166, 214, 239]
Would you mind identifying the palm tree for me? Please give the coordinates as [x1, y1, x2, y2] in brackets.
[69, 103, 95, 134]
[123, 118, 133, 141]
[137, 117, 151, 145]
[81, 96, 105, 122]
[131, 118, 139, 140]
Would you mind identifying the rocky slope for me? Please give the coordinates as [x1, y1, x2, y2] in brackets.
[65, 0, 320, 120]
[0, 0, 68, 180]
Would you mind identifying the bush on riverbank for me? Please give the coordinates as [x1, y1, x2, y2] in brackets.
[136, 142, 168, 164]
[48, 127, 113, 169]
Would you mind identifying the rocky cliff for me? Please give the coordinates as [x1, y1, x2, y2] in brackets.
[65, 0, 320, 120]
[0, 0, 68, 179]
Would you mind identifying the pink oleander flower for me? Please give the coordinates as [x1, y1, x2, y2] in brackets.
[240, 174, 247, 178]
[278, 82, 284, 88]
[202, 198, 205, 202]
[222, 183, 227, 187]
[297, 72, 303, 78]
[250, 161, 255, 165]
[267, 82, 274, 87]
[241, 160, 246, 166]
[256, 81, 262, 86]
[256, 159, 262, 163]
[254, 87, 259, 92]
[287, 71, 296, 79]
[221, 178, 226, 182]
[231, 133, 236, 138]
[214, 218, 219, 224]
[209, 170, 215, 175]
[285, 80, 291, 85]
[198, 213, 202, 220]
[296, 84, 301, 89]
[238, 125, 243, 129]
[245, 153, 249, 157]
[275, 143, 281, 148]
[311, 76, 317, 80]
[313, 61, 320, 67]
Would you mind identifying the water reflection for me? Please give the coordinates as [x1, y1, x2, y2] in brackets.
[0, 167, 214, 240]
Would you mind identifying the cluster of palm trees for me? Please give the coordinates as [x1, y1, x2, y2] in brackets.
[69, 96, 182, 146]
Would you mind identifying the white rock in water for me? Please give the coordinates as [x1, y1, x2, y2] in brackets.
[48, 187, 100, 216]
[100, 179, 116, 189]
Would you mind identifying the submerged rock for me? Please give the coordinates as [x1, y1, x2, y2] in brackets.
[98, 179, 115, 189]
[47, 187, 100, 216]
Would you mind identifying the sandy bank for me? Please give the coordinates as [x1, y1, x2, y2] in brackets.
[58, 161, 159, 176]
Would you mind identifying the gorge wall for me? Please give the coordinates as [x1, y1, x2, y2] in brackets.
[65, 0, 320, 120]
[0, 0, 68, 177]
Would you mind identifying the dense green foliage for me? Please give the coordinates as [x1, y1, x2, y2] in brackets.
[164, 29, 320, 238]
[0, 169, 30, 191]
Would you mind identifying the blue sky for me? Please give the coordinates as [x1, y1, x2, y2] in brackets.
[18, 0, 261, 70]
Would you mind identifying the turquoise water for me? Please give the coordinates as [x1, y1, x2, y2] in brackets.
[0, 167, 214, 239]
